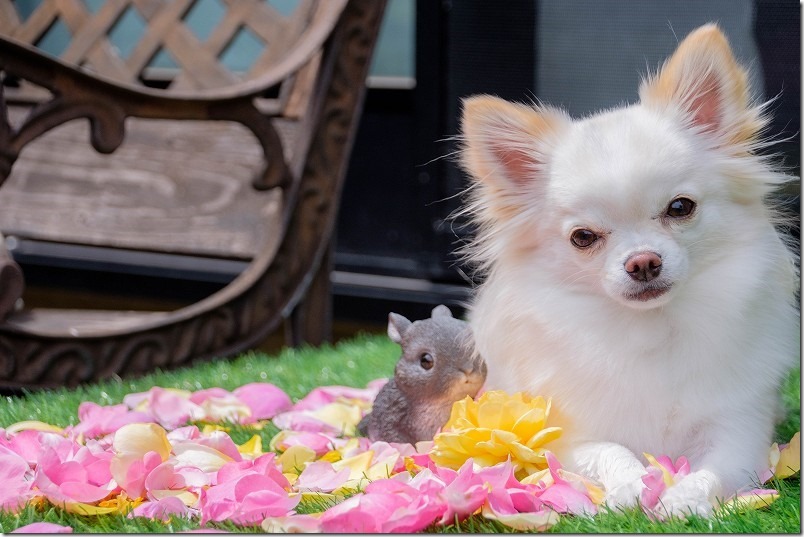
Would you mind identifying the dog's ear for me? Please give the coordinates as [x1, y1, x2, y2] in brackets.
[639, 24, 764, 145]
[460, 96, 568, 188]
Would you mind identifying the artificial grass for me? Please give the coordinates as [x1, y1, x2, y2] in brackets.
[0, 333, 799, 533]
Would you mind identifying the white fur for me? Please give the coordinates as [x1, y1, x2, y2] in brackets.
[461, 25, 799, 517]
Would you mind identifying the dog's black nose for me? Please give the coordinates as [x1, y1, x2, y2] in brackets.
[624, 252, 662, 282]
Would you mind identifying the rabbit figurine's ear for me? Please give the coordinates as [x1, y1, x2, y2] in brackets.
[387, 312, 412, 343]
[431, 305, 453, 319]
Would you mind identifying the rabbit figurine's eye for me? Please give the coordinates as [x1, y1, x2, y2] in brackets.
[420, 353, 434, 370]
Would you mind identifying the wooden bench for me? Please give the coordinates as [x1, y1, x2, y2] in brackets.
[0, 0, 386, 390]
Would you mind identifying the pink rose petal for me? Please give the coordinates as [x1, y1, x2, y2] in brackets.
[271, 412, 343, 435]
[167, 426, 201, 444]
[2, 430, 46, 466]
[232, 383, 293, 421]
[437, 459, 488, 524]
[195, 432, 242, 463]
[0, 445, 35, 511]
[120, 450, 164, 499]
[295, 461, 351, 493]
[189, 388, 232, 405]
[34, 447, 116, 506]
[199, 472, 299, 526]
[292, 384, 381, 412]
[539, 453, 597, 515]
[262, 514, 322, 532]
[129, 496, 191, 522]
[216, 453, 289, 490]
[641, 466, 666, 509]
[72, 402, 154, 438]
[271, 431, 335, 457]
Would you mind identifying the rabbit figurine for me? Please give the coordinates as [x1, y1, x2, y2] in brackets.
[358, 305, 487, 444]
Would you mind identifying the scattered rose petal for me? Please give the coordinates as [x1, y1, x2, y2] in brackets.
[273, 402, 363, 437]
[1, 382, 797, 533]
[270, 430, 335, 457]
[172, 442, 235, 473]
[295, 461, 351, 493]
[719, 488, 780, 513]
[0, 445, 36, 511]
[199, 473, 300, 526]
[775, 432, 800, 479]
[72, 402, 154, 438]
[292, 384, 382, 412]
[129, 495, 192, 522]
[110, 423, 172, 498]
[34, 446, 116, 507]
[233, 383, 293, 422]
[5, 421, 65, 436]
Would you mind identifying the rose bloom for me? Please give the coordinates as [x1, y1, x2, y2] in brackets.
[430, 391, 562, 479]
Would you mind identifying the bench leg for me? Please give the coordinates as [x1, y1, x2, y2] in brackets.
[285, 244, 333, 347]
[0, 234, 24, 320]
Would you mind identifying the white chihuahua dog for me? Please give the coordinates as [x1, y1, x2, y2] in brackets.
[460, 24, 799, 517]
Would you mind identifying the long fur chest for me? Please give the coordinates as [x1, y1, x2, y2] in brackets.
[470, 268, 796, 460]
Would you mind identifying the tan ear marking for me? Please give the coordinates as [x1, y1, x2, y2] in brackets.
[460, 95, 568, 187]
[639, 23, 762, 144]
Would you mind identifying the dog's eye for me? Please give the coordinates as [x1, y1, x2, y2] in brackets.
[666, 197, 696, 218]
[420, 353, 434, 370]
[570, 229, 599, 249]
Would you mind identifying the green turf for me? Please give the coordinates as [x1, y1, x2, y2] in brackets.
[0, 334, 799, 533]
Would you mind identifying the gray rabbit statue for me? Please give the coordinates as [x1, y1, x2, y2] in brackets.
[358, 305, 487, 445]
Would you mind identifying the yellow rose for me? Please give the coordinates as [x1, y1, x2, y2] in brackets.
[430, 391, 562, 479]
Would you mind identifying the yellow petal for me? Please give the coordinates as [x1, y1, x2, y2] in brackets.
[511, 407, 548, 439]
[476, 401, 510, 430]
[332, 450, 374, 481]
[201, 424, 230, 435]
[319, 450, 342, 464]
[237, 435, 263, 458]
[643, 452, 674, 488]
[719, 491, 779, 513]
[433, 432, 471, 455]
[97, 493, 144, 514]
[6, 420, 65, 435]
[404, 456, 423, 474]
[524, 426, 563, 449]
[200, 397, 252, 423]
[110, 423, 172, 487]
[310, 403, 363, 436]
[277, 445, 317, 474]
[150, 489, 199, 507]
[506, 441, 546, 465]
[481, 504, 560, 531]
[172, 442, 233, 472]
[113, 423, 172, 460]
[520, 468, 552, 486]
[63, 501, 119, 516]
[775, 432, 800, 479]
[364, 455, 398, 481]
[443, 397, 476, 430]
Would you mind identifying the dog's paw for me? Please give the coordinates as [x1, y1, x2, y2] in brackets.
[603, 477, 646, 511]
[654, 473, 715, 520]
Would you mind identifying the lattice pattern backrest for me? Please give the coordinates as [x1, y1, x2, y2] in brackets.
[0, 0, 319, 91]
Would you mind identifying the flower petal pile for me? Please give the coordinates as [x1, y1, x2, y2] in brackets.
[0, 381, 798, 533]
